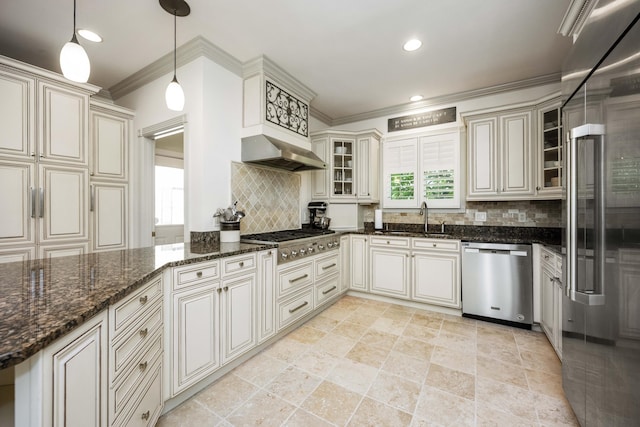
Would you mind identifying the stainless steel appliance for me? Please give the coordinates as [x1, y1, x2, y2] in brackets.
[308, 201, 329, 229]
[240, 228, 339, 264]
[561, 3, 640, 425]
[461, 242, 533, 327]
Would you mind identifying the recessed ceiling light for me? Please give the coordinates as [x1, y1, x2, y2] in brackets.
[403, 39, 422, 52]
[410, 95, 424, 102]
[77, 29, 103, 43]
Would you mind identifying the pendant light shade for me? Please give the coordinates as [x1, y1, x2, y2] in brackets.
[160, 0, 190, 111]
[166, 76, 185, 111]
[60, 0, 90, 83]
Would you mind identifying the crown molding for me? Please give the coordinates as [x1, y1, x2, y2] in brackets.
[558, 0, 597, 38]
[309, 106, 333, 126]
[109, 36, 242, 101]
[242, 55, 317, 102]
[322, 72, 561, 127]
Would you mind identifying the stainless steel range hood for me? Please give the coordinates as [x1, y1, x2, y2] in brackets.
[241, 134, 326, 171]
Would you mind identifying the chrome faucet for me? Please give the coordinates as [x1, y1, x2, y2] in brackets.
[419, 201, 428, 233]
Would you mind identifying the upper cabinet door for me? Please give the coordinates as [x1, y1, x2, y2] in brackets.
[38, 164, 89, 243]
[357, 134, 381, 203]
[0, 69, 35, 160]
[0, 161, 35, 246]
[90, 111, 129, 180]
[467, 116, 499, 197]
[500, 110, 534, 196]
[311, 136, 330, 200]
[39, 81, 89, 166]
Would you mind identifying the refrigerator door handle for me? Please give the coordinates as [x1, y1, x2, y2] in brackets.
[567, 124, 606, 306]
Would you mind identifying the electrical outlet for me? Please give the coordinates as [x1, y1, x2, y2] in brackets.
[475, 212, 487, 222]
[518, 212, 527, 222]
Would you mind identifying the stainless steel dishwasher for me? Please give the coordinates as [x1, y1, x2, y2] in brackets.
[461, 242, 533, 327]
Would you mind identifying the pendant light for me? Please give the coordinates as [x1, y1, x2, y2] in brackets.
[60, 0, 90, 82]
[160, 0, 190, 111]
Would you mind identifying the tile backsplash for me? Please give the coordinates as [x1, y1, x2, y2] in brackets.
[363, 200, 562, 228]
[231, 162, 300, 234]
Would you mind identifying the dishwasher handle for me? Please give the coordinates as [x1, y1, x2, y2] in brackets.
[464, 247, 528, 257]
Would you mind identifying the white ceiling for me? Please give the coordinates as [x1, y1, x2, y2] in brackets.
[0, 0, 573, 123]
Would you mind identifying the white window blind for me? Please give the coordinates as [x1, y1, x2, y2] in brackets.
[419, 133, 460, 208]
[382, 138, 418, 208]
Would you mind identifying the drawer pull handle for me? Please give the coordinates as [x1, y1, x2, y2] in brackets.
[196, 271, 203, 278]
[322, 286, 337, 295]
[139, 295, 148, 304]
[289, 301, 309, 313]
[239, 261, 244, 267]
[139, 361, 148, 371]
[290, 274, 309, 283]
[141, 410, 150, 420]
[322, 263, 337, 270]
[139, 328, 148, 338]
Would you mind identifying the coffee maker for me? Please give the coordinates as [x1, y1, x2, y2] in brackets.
[307, 201, 328, 228]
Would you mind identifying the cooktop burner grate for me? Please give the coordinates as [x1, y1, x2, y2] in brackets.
[240, 228, 335, 243]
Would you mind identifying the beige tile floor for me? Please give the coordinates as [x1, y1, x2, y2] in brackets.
[157, 295, 579, 427]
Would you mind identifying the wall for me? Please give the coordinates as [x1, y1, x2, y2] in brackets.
[363, 200, 562, 228]
[117, 57, 243, 246]
[230, 162, 300, 234]
[306, 81, 564, 229]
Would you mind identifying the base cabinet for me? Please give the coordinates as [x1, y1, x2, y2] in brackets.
[412, 251, 461, 308]
[370, 247, 410, 298]
[350, 235, 368, 291]
[540, 247, 563, 359]
[220, 272, 257, 364]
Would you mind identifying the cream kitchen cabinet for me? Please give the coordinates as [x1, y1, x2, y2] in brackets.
[257, 249, 276, 344]
[89, 101, 131, 181]
[349, 234, 369, 291]
[536, 99, 563, 198]
[340, 235, 350, 293]
[310, 129, 382, 203]
[109, 276, 163, 426]
[314, 251, 341, 306]
[466, 108, 535, 200]
[91, 182, 128, 252]
[0, 56, 99, 262]
[369, 236, 411, 299]
[14, 310, 108, 427]
[540, 246, 562, 359]
[168, 253, 258, 397]
[411, 238, 461, 308]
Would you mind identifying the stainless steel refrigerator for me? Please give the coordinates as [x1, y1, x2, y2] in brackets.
[561, 1, 640, 425]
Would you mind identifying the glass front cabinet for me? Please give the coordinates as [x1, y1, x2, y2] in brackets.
[537, 100, 563, 198]
[310, 130, 382, 203]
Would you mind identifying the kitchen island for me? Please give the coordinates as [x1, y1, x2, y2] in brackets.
[0, 242, 275, 371]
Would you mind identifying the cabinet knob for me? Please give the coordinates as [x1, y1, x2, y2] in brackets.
[239, 261, 244, 267]
[387, 240, 390, 244]
[139, 361, 148, 371]
[196, 271, 203, 278]
[536, 186, 541, 191]
[433, 243, 437, 247]
[139, 328, 148, 338]
[223, 286, 229, 292]
[139, 295, 148, 304]
[141, 410, 150, 420]
[217, 288, 222, 294]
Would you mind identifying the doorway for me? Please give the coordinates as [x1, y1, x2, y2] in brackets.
[154, 129, 184, 244]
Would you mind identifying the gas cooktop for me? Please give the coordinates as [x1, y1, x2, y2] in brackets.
[240, 228, 335, 243]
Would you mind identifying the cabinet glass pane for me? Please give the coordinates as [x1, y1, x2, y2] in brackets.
[332, 140, 354, 195]
[542, 107, 563, 189]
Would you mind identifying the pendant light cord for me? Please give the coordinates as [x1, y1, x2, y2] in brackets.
[73, 0, 76, 33]
[173, 10, 177, 80]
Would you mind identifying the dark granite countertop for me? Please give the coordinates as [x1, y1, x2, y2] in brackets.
[356, 224, 562, 246]
[0, 242, 275, 370]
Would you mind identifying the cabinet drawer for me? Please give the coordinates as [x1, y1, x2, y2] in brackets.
[111, 305, 162, 380]
[110, 332, 162, 423]
[173, 261, 219, 289]
[111, 276, 162, 339]
[278, 288, 314, 330]
[369, 236, 410, 248]
[315, 276, 340, 307]
[315, 253, 339, 280]
[412, 238, 460, 251]
[277, 261, 314, 298]
[223, 253, 256, 276]
[119, 361, 163, 427]
[541, 248, 556, 270]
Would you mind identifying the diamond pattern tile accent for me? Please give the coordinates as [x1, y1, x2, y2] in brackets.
[231, 162, 301, 234]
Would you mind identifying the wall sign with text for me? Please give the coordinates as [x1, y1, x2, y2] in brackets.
[388, 107, 456, 132]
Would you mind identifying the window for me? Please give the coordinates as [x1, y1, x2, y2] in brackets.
[155, 165, 184, 225]
[382, 129, 460, 209]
